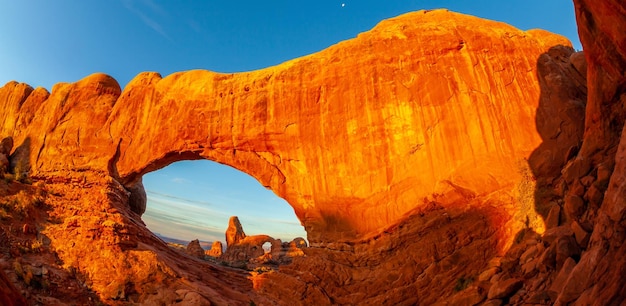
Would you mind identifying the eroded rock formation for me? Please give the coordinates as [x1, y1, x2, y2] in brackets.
[0, 5, 624, 305]
[205, 241, 223, 258]
[186, 239, 205, 259]
[221, 217, 306, 266]
[222, 235, 274, 264]
[225, 216, 246, 247]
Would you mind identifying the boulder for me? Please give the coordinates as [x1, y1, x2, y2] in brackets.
[569, 179, 586, 197]
[538, 241, 557, 272]
[478, 267, 500, 282]
[542, 225, 574, 245]
[126, 178, 147, 216]
[555, 236, 580, 270]
[579, 175, 595, 187]
[545, 204, 561, 229]
[584, 184, 604, 208]
[595, 162, 612, 188]
[487, 278, 523, 300]
[549, 257, 577, 294]
[570, 221, 590, 248]
[563, 194, 585, 220]
[291, 237, 308, 248]
[561, 158, 591, 185]
[569, 51, 587, 77]
[186, 239, 205, 259]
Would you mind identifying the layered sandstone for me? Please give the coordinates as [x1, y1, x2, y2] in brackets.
[0, 9, 582, 245]
[1, 6, 621, 305]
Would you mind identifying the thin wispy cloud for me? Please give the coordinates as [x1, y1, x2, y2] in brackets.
[121, 0, 171, 41]
[146, 190, 215, 207]
[186, 19, 203, 34]
[143, 212, 224, 242]
[171, 177, 190, 184]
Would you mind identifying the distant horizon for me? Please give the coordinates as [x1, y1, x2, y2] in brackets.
[141, 160, 309, 243]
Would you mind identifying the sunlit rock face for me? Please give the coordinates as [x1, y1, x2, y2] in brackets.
[225, 216, 247, 248]
[2, 7, 619, 305]
[0, 9, 582, 244]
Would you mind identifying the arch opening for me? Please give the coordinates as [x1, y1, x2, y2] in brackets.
[262, 241, 272, 253]
[140, 160, 308, 248]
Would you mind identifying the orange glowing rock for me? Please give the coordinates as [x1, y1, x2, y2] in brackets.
[0, 9, 584, 244]
[2, 6, 619, 305]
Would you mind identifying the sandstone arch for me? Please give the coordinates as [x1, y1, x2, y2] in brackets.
[106, 10, 581, 243]
[1, 10, 583, 244]
[2, 6, 620, 304]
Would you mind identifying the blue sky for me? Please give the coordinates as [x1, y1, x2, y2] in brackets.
[0, 1, 581, 243]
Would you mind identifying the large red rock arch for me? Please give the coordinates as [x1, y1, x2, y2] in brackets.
[1, 10, 582, 244]
[6, 5, 625, 304]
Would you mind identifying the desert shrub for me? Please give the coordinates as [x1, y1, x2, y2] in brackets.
[13, 159, 27, 183]
[13, 261, 23, 279]
[30, 238, 43, 252]
[13, 191, 43, 217]
[454, 276, 474, 292]
[3, 173, 14, 182]
[0, 198, 13, 219]
[253, 266, 272, 274]
[33, 180, 46, 189]
[0, 199, 18, 214]
[13, 261, 46, 288]
[0, 208, 9, 220]
[13, 261, 33, 286]
[0, 191, 44, 219]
